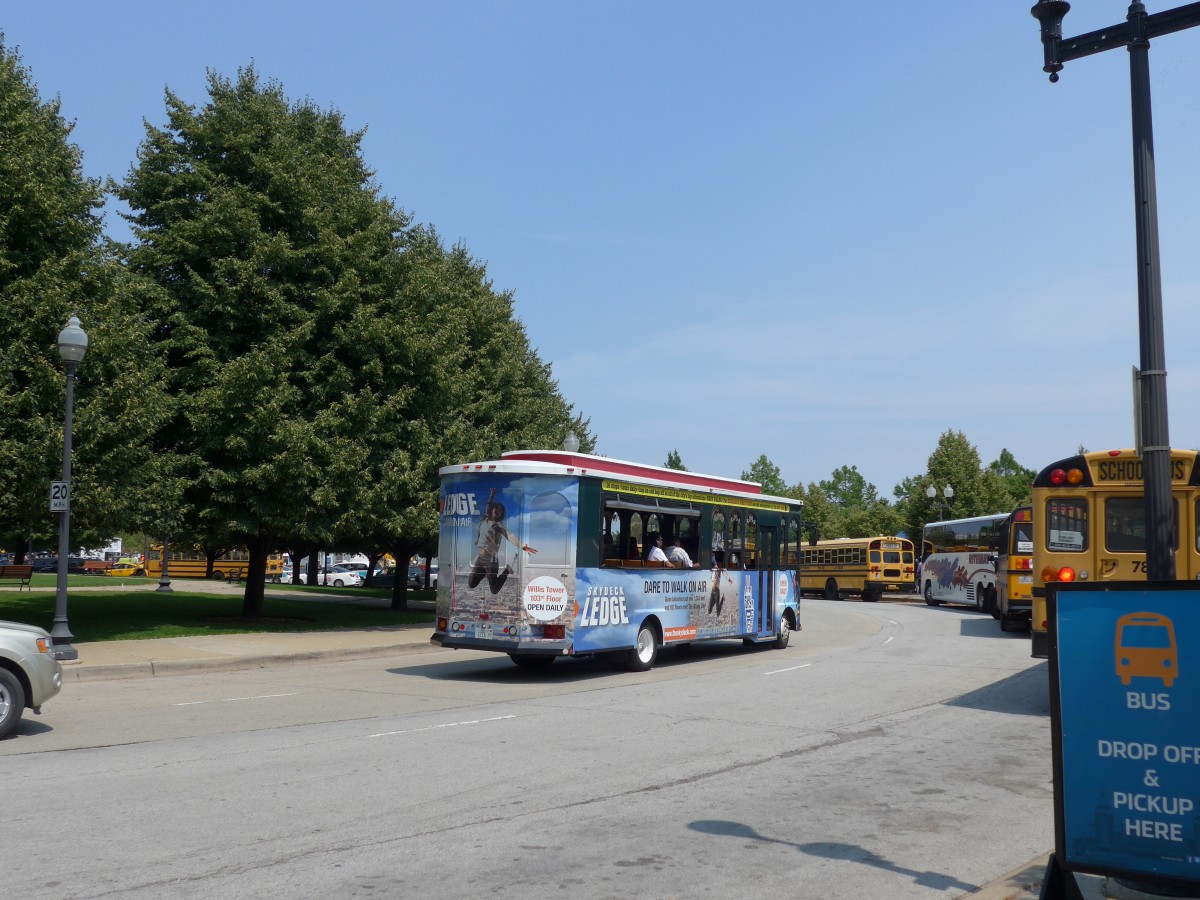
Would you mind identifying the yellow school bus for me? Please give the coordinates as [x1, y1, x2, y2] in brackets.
[800, 536, 915, 601]
[144, 547, 286, 581]
[994, 507, 1033, 632]
[1030, 448, 1200, 658]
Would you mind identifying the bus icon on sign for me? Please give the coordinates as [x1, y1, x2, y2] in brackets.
[1115, 612, 1178, 688]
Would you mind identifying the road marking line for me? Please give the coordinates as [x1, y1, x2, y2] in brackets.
[174, 692, 298, 706]
[371, 715, 516, 738]
[883, 636, 894, 644]
[764, 663, 812, 675]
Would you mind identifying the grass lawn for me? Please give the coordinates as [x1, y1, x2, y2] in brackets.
[0, 579, 434, 642]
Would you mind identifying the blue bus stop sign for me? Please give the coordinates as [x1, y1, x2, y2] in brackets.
[1049, 582, 1200, 890]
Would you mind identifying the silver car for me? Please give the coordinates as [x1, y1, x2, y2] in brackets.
[0, 621, 63, 739]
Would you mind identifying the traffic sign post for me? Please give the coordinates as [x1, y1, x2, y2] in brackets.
[49, 481, 69, 512]
[1046, 582, 1200, 896]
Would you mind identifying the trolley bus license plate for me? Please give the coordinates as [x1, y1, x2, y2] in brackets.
[475, 623, 494, 640]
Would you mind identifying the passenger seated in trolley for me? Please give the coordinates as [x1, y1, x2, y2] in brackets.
[645, 533, 675, 567]
[668, 536, 699, 569]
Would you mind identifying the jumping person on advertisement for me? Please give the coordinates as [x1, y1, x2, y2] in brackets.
[708, 552, 734, 616]
[468, 488, 538, 594]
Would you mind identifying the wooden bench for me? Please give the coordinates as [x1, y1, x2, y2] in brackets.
[81, 559, 113, 575]
[0, 565, 34, 591]
[226, 567, 245, 584]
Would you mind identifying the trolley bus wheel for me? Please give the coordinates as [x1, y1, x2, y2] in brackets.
[823, 579, 839, 601]
[923, 581, 941, 606]
[773, 614, 792, 649]
[626, 622, 659, 672]
[509, 653, 555, 669]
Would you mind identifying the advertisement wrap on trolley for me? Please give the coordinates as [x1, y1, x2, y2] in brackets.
[434, 456, 803, 670]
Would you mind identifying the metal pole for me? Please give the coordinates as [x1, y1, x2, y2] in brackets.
[1127, 2, 1175, 581]
[157, 534, 173, 592]
[50, 361, 78, 661]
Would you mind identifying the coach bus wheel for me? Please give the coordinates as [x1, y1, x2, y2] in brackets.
[923, 581, 940, 606]
[509, 654, 555, 669]
[773, 614, 792, 649]
[823, 579, 839, 601]
[626, 622, 659, 672]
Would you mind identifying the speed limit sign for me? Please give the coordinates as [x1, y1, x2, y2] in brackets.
[50, 481, 70, 512]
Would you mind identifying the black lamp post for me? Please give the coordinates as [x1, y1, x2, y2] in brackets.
[1032, 1, 1200, 583]
[156, 534, 173, 593]
[51, 315, 87, 661]
[926, 484, 953, 521]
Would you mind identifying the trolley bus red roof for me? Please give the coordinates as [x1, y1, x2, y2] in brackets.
[499, 450, 763, 494]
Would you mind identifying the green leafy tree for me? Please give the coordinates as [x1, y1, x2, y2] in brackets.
[664, 449, 687, 471]
[897, 430, 1010, 548]
[0, 38, 168, 560]
[987, 448, 1036, 509]
[119, 66, 411, 617]
[742, 454, 787, 496]
[323, 228, 593, 610]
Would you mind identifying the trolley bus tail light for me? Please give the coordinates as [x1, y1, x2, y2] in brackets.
[437, 617, 448, 631]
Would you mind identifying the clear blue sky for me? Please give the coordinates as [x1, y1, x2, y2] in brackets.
[6, 2, 1200, 497]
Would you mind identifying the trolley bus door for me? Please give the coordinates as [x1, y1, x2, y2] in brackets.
[758, 526, 778, 635]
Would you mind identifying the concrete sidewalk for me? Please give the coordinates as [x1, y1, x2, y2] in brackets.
[59, 622, 439, 682]
[38, 579, 441, 683]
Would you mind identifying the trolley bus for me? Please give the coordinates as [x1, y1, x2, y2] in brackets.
[799, 536, 914, 601]
[144, 548, 286, 581]
[1029, 448, 1200, 658]
[919, 514, 1006, 611]
[431, 449, 807, 670]
[994, 506, 1034, 632]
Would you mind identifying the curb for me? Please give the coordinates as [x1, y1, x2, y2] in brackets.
[59, 637, 441, 683]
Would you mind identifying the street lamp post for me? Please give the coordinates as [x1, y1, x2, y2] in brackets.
[1031, 1, 1200, 582]
[51, 316, 88, 661]
[926, 484, 954, 521]
[156, 535, 173, 593]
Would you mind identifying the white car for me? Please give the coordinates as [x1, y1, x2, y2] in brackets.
[0, 621, 63, 739]
[297, 566, 362, 588]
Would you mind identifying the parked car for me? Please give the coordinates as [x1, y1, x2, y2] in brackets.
[407, 565, 424, 588]
[297, 566, 362, 588]
[103, 561, 144, 577]
[0, 620, 62, 739]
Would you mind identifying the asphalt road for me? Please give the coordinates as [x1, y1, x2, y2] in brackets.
[0, 596, 1053, 899]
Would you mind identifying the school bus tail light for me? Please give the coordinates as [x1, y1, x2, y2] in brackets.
[1048, 467, 1086, 486]
[1042, 565, 1076, 583]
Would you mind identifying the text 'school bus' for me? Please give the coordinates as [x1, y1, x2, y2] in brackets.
[1030, 448, 1200, 659]
[919, 514, 1007, 612]
[994, 507, 1033, 632]
[430, 449, 807, 671]
[799, 536, 914, 602]
[144, 548, 286, 581]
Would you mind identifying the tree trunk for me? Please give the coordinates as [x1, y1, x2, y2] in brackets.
[241, 536, 268, 619]
[388, 538, 417, 612]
